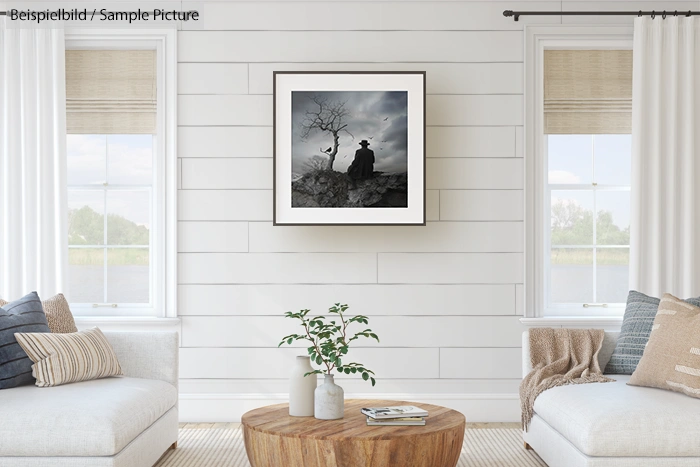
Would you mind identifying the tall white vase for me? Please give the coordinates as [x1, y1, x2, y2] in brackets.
[289, 356, 316, 417]
[314, 374, 344, 420]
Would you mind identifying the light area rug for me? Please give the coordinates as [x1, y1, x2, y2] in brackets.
[155, 425, 546, 467]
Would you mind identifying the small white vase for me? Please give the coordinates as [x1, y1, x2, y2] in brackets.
[314, 374, 344, 420]
[289, 356, 317, 417]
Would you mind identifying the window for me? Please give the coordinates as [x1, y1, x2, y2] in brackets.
[67, 134, 154, 307]
[546, 134, 631, 313]
[523, 27, 634, 319]
[64, 30, 177, 317]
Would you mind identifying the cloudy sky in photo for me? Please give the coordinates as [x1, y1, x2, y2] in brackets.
[291, 91, 408, 175]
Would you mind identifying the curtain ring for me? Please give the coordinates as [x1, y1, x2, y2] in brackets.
[687, 10, 692, 17]
[662, 11, 667, 19]
[674, 10, 678, 17]
[651, 10, 655, 19]
[638, 10, 642, 17]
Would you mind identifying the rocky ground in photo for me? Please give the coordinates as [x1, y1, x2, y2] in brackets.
[291, 170, 408, 208]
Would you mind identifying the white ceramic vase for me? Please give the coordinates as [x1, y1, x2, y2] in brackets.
[289, 356, 316, 417]
[314, 374, 344, 420]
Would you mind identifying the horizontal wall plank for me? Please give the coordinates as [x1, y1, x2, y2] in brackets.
[178, 190, 272, 221]
[249, 63, 523, 95]
[179, 378, 521, 395]
[427, 127, 515, 158]
[378, 253, 523, 283]
[178, 222, 249, 253]
[178, 63, 248, 94]
[516, 284, 524, 316]
[426, 190, 439, 221]
[427, 159, 524, 189]
[182, 159, 272, 189]
[248, 221, 523, 253]
[440, 348, 522, 379]
[177, 284, 516, 316]
[440, 190, 524, 221]
[178, 253, 377, 284]
[178, 31, 523, 63]
[180, 315, 523, 347]
[515, 126, 523, 158]
[183, 2, 559, 31]
[427, 95, 523, 126]
[180, 347, 439, 379]
[562, 1, 695, 24]
[179, 95, 272, 126]
[178, 127, 273, 159]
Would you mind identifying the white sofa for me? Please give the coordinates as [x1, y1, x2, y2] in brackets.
[0, 331, 179, 467]
[523, 330, 700, 467]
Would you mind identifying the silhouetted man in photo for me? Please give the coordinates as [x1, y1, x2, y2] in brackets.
[347, 140, 375, 181]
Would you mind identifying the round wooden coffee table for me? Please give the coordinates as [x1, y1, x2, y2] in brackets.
[241, 399, 465, 467]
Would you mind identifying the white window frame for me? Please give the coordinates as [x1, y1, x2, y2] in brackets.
[65, 29, 177, 319]
[523, 25, 632, 323]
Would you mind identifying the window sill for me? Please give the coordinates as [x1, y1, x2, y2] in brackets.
[520, 316, 622, 330]
[74, 316, 181, 332]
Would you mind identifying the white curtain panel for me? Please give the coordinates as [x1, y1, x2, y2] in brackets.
[630, 17, 700, 297]
[0, 20, 68, 300]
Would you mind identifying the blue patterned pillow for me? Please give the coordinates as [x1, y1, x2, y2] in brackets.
[605, 291, 700, 374]
[0, 292, 50, 389]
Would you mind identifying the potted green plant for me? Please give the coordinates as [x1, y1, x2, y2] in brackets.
[279, 303, 379, 420]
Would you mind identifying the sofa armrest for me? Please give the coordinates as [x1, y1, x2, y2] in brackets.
[103, 331, 179, 389]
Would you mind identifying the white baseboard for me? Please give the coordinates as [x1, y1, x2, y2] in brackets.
[178, 392, 520, 423]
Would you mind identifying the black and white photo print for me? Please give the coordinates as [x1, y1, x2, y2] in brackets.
[274, 72, 425, 225]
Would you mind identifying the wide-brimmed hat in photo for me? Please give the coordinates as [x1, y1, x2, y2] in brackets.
[359, 140, 370, 146]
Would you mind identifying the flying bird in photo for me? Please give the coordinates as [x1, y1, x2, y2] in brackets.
[381, 140, 387, 143]
[343, 155, 348, 158]
[380, 148, 384, 150]
[369, 136, 374, 140]
[383, 117, 389, 121]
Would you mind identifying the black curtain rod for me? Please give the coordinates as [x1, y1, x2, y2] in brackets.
[504, 10, 700, 21]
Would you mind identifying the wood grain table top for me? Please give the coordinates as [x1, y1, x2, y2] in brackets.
[241, 399, 466, 441]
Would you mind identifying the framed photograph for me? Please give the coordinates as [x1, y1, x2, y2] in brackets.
[273, 71, 426, 225]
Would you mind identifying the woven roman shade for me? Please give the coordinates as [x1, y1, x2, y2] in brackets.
[544, 50, 632, 134]
[66, 50, 156, 134]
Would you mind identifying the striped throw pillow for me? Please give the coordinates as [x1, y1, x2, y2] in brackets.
[1, 294, 77, 334]
[629, 294, 700, 398]
[14, 327, 123, 387]
[0, 292, 51, 389]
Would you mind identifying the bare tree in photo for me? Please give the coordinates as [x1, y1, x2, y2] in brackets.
[302, 155, 329, 173]
[300, 95, 354, 171]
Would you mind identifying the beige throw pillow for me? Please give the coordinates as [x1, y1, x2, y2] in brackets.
[14, 327, 123, 387]
[0, 293, 77, 333]
[629, 293, 700, 398]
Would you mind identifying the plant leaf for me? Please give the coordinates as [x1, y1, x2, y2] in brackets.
[362, 372, 369, 381]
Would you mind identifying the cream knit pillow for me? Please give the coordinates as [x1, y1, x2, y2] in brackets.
[14, 327, 123, 387]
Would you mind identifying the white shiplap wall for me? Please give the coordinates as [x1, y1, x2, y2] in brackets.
[42, 0, 694, 422]
[174, 0, 551, 422]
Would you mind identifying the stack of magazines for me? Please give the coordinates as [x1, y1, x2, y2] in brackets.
[361, 405, 428, 426]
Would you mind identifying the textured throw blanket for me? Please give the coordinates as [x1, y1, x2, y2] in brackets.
[520, 328, 614, 430]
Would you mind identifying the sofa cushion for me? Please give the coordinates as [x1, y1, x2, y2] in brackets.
[605, 291, 700, 375]
[534, 374, 700, 457]
[0, 294, 78, 333]
[0, 377, 177, 456]
[0, 292, 51, 390]
[16, 327, 123, 387]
